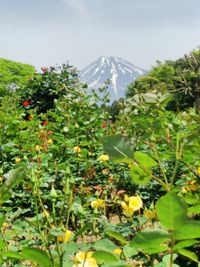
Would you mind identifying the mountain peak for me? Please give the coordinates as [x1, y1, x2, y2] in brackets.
[79, 56, 146, 103]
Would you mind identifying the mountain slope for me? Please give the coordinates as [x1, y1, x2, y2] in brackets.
[79, 56, 146, 102]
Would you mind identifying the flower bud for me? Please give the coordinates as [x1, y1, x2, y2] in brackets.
[50, 185, 58, 199]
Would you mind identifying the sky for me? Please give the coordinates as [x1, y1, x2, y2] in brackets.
[1, 0, 200, 71]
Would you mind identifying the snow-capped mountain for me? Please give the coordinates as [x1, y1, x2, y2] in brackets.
[79, 56, 146, 103]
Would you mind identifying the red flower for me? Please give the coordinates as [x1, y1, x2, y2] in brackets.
[43, 120, 48, 126]
[23, 101, 30, 107]
[41, 67, 48, 73]
[101, 121, 107, 128]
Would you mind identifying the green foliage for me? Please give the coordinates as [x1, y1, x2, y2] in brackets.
[0, 167, 26, 204]
[22, 247, 51, 267]
[0, 58, 34, 97]
[156, 192, 187, 230]
[126, 48, 200, 113]
[131, 229, 169, 254]
[19, 64, 80, 113]
[102, 135, 134, 163]
[0, 56, 200, 267]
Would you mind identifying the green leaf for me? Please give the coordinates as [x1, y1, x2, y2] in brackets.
[0, 240, 6, 250]
[93, 250, 118, 264]
[154, 254, 179, 267]
[134, 151, 157, 168]
[0, 214, 6, 228]
[130, 229, 169, 254]
[105, 229, 128, 245]
[156, 192, 187, 230]
[143, 93, 157, 103]
[177, 249, 199, 263]
[130, 165, 152, 184]
[174, 240, 199, 250]
[63, 243, 79, 255]
[188, 204, 200, 215]
[73, 223, 91, 241]
[102, 135, 134, 164]
[62, 243, 79, 266]
[49, 227, 63, 237]
[174, 221, 200, 240]
[0, 167, 26, 204]
[1, 251, 23, 260]
[162, 254, 178, 265]
[94, 239, 117, 252]
[123, 245, 138, 258]
[184, 195, 199, 205]
[22, 247, 51, 267]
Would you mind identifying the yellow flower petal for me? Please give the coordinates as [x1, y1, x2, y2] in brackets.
[113, 248, 122, 255]
[15, 157, 21, 163]
[64, 229, 73, 243]
[73, 146, 81, 153]
[128, 196, 143, 211]
[98, 154, 109, 162]
[123, 206, 134, 217]
[91, 199, 104, 209]
[73, 251, 98, 267]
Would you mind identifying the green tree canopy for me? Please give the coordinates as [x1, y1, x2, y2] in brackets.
[126, 48, 200, 113]
[19, 64, 81, 114]
[0, 58, 35, 97]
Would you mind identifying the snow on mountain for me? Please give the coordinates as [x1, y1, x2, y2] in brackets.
[79, 56, 146, 103]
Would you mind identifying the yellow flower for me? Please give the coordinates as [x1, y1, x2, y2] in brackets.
[98, 154, 109, 162]
[128, 196, 143, 211]
[124, 194, 129, 203]
[35, 145, 40, 152]
[91, 199, 105, 209]
[0, 176, 3, 182]
[197, 167, 200, 175]
[73, 251, 98, 267]
[64, 229, 73, 243]
[121, 195, 143, 217]
[121, 201, 134, 217]
[144, 210, 157, 220]
[57, 229, 73, 243]
[73, 146, 81, 153]
[113, 248, 122, 255]
[15, 157, 21, 164]
[47, 139, 53, 145]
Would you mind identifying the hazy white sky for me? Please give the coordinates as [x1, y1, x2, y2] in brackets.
[1, 0, 200, 70]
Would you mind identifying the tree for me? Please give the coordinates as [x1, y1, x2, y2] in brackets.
[0, 58, 35, 97]
[126, 49, 200, 113]
[19, 64, 81, 114]
[126, 62, 175, 98]
[171, 49, 200, 113]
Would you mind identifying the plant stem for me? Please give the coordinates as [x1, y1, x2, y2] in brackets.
[169, 230, 175, 267]
[151, 144, 170, 191]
